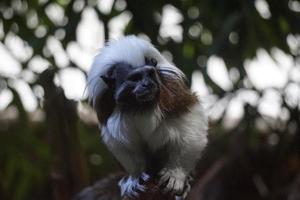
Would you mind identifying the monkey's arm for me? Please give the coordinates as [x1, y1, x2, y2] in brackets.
[166, 130, 207, 171]
[106, 141, 145, 176]
[158, 134, 207, 196]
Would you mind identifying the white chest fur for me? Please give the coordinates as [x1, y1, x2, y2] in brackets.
[102, 107, 164, 151]
[102, 104, 207, 153]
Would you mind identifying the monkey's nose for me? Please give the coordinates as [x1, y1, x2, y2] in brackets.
[142, 81, 152, 88]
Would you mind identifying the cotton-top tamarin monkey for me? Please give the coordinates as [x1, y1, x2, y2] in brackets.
[87, 36, 208, 199]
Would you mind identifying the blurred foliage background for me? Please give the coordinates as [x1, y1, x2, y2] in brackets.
[0, 0, 300, 199]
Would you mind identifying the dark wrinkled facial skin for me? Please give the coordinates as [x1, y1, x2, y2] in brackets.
[101, 62, 160, 111]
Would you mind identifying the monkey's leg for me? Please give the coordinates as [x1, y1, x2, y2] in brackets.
[106, 142, 148, 198]
[158, 135, 207, 198]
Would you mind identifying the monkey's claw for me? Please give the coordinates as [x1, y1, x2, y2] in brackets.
[119, 175, 147, 199]
[181, 178, 192, 199]
[140, 172, 150, 183]
[158, 168, 187, 196]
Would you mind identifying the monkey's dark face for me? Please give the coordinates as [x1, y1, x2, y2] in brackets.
[101, 62, 160, 110]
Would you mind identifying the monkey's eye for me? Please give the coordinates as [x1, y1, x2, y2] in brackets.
[145, 57, 157, 67]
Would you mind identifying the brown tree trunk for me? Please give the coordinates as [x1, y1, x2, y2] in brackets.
[75, 173, 176, 200]
[39, 69, 89, 200]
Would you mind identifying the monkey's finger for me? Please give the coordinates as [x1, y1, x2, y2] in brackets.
[135, 183, 146, 192]
[158, 175, 170, 186]
[125, 190, 140, 199]
[158, 169, 169, 185]
[140, 172, 150, 183]
[125, 185, 142, 199]
[162, 178, 175, 194]
[181, 190, 188, 200]
[181, 181, 191, 199]
[174, 181, 185, 196]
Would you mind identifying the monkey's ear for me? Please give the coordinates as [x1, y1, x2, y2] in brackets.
[100, 66, 116, 87]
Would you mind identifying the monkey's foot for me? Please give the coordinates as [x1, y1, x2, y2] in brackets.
[119, 173, 149, 198]
[158, 168, 188, 197]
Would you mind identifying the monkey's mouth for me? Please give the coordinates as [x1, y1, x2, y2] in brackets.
[135, 89, 158, 102]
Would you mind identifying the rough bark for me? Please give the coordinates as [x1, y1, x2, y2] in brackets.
[74, 173, 176, 200]
[39, 68, 89, 200]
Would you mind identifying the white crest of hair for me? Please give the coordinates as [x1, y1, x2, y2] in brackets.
[87, 35, 185, 107]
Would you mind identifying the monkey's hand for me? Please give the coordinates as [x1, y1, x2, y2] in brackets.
[158, 168, 189, 198]
[119, 173, 150, 198]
